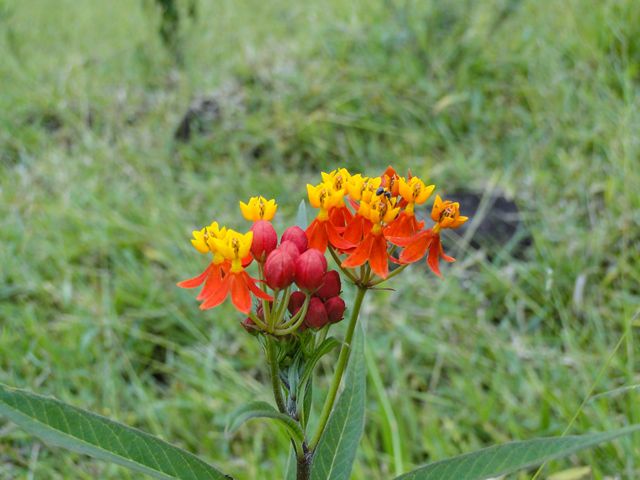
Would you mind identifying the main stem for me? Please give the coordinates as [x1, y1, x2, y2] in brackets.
[309, 285, 368, 450]
[266, 335, 286, 413]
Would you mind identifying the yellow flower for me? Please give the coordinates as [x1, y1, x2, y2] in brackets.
[398, 177, 435, 209]
[239, 196, 278, 221]
[307, 183, 343, 220]
[348, 175, 381, 203]
[431, 195, 468, 232]
[190, 222, 227, 254]
[212, 229, 254, 272]
[361, 197, 400, 226]
[321, 168, 351, 193]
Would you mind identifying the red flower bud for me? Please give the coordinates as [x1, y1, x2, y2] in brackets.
[250, 220, 278, 262]
[288, 291, 306, 315]
[256, 302, 269, 321]
[279, 240, 301, 261]
[241, 317, 258, 334]
[281, 226, 308, 255]
[304, 297, 329, 329]
[294, 248, 328, 292]
[264, 248, 295, 290]
[324, 296, 346, 324]
[315, 270, 341, 300]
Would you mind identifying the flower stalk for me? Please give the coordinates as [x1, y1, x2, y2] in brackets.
[309, 284, 367, 450]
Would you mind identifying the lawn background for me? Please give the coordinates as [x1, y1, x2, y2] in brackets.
[1, 0, 639, 478]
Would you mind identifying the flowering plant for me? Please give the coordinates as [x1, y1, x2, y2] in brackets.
[177, 166, 466, 477]
[0, 167, 637, 480]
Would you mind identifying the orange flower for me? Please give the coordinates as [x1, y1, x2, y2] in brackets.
[179, 227, 272, 313]
[305, 181, 353, 252]
[389, 195, 467, 276]
[431, 195, 468, 231]
[384, 176, 433, 238]
[342, 185, 400, 278]
[178, 222, 229, 301]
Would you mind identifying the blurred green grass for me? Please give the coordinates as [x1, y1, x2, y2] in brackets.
[1, 0, 639, 478]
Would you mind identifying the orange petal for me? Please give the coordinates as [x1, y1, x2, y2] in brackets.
[369, 234, 389, 278]
[200, 274, 231, 309]
[427, 235, 442, 277]
[399, 232, 433, 264]
[440, 240, 455, 263]
[306, 219, 329, 252]
[387, 228, 430, 247]
[327, 222, 354, 251]
[245, 272, 274, 301]
[241, 254, 253, 268]
[342, 233, 373, 268]
[230, 273, 252, 314]
[330, 206, 353, 228]
[344, 216, 371, 245]
[196, 264, 223, 301]
[177, 263, 213, 289]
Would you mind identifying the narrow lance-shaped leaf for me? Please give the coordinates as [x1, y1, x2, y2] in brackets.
[395, 425, 640, 480]
[310, 323, 366, 480]
[0, 384, 231, 480]
[296, 200, 309, 230]
[226, 401, 304, 444]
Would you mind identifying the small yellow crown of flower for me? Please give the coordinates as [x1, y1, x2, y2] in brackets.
[239, 196, 278, 221]
[190, 222, 227, 254]
[431, 195, 468, 230]
[398, 177, 435, 205]
[212, 229, 254, 272]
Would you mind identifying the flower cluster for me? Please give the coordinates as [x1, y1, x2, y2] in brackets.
[178, 196, 347, 336]
[178, 167, 466, 335]
[306, 166, 468, 278]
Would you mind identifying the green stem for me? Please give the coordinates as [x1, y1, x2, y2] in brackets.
[368, 264, 408, 286]
[328, 245, 359, 283]
[276, 294, 311, 334]
[248, 311, 270, 332]
[266, 336, 286, 413]
[309, 285, 368, 450]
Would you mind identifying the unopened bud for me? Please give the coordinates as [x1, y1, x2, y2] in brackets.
[315, 270, 341, 300]
[288, 291, 307, 315]
[304, 297, 329, 329]
[250, 220, 278, 262]
[241, 317, 258, 335]
[281, 226, 308, 255]
[294, 249, 328, 292]
[324, 296, 346, 324]
[264, 248, 295, 290]
[279, 240, 302, 261]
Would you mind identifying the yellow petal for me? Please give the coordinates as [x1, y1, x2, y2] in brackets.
[239, 201, 253, 221]
[415, 183, 435, 204]
[190, 229, 210, 254]
[307, 184, 321, 208]
[431, 195, 443, 222]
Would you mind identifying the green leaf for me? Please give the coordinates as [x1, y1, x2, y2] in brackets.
[395, 425, 640, 480]
[310, 324, 366, 480]
[226, 401, 304, 443]
[0, 384, 231, 480]
[296, 200, 309, 229]
[299, 337, 341, 389]
[298, 337, 339, 429]
[285, 448, 297, 480]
